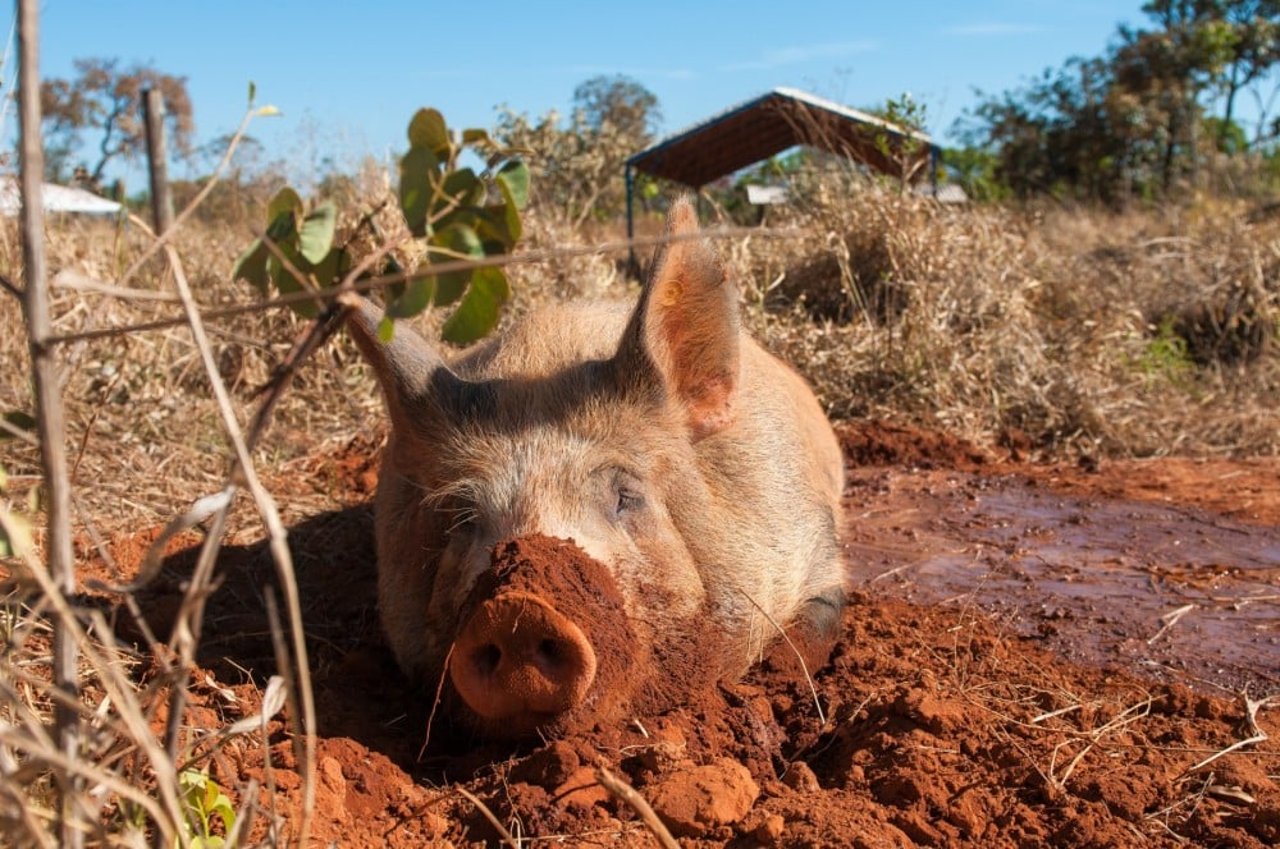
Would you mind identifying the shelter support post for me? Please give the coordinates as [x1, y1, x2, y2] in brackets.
[625, 164, 637, 277]
[930, 145, 940, 195]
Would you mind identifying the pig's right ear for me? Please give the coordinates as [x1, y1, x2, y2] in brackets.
[615, 197, 741, 440]
[344, 296, 460, 429]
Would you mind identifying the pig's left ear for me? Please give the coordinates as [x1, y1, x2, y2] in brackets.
[616, 197, 740, 439]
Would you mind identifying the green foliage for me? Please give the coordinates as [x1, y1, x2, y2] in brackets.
[494, 75, 659, 226]
[177, 769, 235, 849]
[941, 147, 1010, 202]
[234, 107, 529, 345]
[1138, 317, 1195, 383]
[959, 0, 1280, 202]
[871, 93, 932, 188]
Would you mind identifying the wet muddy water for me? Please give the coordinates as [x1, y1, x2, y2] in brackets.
[843, 467, 1280, 692]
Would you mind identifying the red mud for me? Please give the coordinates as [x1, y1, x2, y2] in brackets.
[66, 426, 1280, 846]
[453, 535, 641, 738]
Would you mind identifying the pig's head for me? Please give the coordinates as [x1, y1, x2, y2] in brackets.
[346, 199, 749, 737]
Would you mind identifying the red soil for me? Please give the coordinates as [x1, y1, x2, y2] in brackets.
[67, 425, 1280, 846]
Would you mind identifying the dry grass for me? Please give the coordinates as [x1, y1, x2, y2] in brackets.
[1, 173, 1278, 844]
[728, 182, 1280, 458]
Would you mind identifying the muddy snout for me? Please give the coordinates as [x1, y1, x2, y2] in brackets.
[450, 535, 638, 735]
[451, 591, 598, 720]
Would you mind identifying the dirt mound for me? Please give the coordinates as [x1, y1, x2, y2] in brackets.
[192, 596, 1278, 847]
[838, 420, 992, 471]
[70, 424, 1278, 846]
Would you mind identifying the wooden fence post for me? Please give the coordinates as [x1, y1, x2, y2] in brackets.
[142, 87, 175, 234]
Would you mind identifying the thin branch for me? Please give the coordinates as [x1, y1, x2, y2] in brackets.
[45, 225, 795, 346]
[157, 241, 317, 847]
[455, 787, 520, 849]
[595, 766, 681, 849]
[0, 272, 21, 298]
[737, 588, 827, 726]
[15, 4, 80, 847]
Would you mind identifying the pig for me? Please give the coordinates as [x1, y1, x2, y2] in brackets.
[344, 198, 846, 737]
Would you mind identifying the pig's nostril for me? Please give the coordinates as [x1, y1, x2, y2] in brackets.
[473, 643, 501, 677]
[535, 638, 563, 669]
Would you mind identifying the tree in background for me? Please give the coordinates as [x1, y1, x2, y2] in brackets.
[572, 74, 662, 140]
[40, 57, 194, 189]
[959, 0, 1279, 202]
[495, 75, 660, 226]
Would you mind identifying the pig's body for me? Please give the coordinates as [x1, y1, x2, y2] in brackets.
[349, 199, 846, 736]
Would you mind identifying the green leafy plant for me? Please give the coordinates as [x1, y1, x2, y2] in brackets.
[177, 769, 235, 849]
[234, 107, 529, 345]
[1138, 317, 1195, 383]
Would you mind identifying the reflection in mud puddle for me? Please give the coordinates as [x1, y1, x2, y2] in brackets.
[843, 469, 1280, 692]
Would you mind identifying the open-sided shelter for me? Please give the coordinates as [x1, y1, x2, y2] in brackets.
[625, 87, 940, 243]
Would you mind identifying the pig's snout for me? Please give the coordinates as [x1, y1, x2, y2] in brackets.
[450, 591, 598, 722]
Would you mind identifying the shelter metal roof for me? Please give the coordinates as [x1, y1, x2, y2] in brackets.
[627, 87, 938, 187]
[0, 176, 123, 216]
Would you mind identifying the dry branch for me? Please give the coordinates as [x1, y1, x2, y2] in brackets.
[15, 3, 79, 845]
[596, 766, 681, 849]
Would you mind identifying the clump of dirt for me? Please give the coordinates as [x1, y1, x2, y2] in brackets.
[838, 420, 992, 471]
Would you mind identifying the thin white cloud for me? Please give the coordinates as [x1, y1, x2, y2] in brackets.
[946, 22, 1046, 36]
[720, 40, 877, 72]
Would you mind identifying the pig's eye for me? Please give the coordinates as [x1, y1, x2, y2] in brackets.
[615, 487, 644, 516]
[604, 468, 645, 519]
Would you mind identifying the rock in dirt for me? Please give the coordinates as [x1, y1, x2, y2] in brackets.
[649, 758, 760, 837]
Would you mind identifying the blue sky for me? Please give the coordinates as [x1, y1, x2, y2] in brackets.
[30, 1, 1153, 184]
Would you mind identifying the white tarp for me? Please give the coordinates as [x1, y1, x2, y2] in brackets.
[0, 176, 123, 216]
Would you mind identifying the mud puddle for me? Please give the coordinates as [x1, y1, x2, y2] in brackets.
[844, 466, 1280, 693]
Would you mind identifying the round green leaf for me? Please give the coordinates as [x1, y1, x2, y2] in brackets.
[387, 264, 437, 319]
[299, 201, 337, 264]
[437, 168, 480, 215]
[461, 127, 492, 147]
[267, 187, 302, 225]
[442, 266, 510, 345]
[431, 223, 483, 306]
[399, 146, 440, 237]
[232, 238, 270, 294]
[497, 160, 530, 209]
[268, 241, 319, 318]
[408, 108, 450, 157]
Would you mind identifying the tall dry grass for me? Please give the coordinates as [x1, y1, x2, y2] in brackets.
[729, 183, 1279, 458]
[1, 173, 1278, 844]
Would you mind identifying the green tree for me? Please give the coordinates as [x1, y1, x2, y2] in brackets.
[572, 74, 662, 139]
[959, 0, 1279, 201]
[495, 76, 660, 225]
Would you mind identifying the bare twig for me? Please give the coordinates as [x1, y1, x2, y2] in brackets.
[1148, 603, 1196, 644]
[737, 589, 827, 726]
[158, 241, 318, 846]
[0, 272, 21, 298]
[417, 644, 454, 762]
[595, 766, 681, 849]
[455, 786, 521, 849]
[44, 225, 800, 346]
[1181, 693, 1275, 776]
[15, 4, 80, 846]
